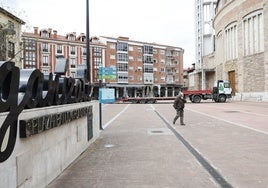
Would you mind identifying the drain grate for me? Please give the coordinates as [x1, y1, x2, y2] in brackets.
[151, 130, 164, 133]
[224, 111, 240, 113]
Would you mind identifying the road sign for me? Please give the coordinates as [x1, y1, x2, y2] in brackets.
[98, 67, 116, 79]
[99, 88, 115, 103]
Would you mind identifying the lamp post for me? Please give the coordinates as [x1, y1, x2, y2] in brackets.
[86, 0, 103, 130]
[86, 0, 91, 82]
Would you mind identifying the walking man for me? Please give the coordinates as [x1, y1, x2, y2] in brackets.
[173, 92, 186, 125]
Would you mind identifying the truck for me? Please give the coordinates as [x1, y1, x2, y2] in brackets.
[183, 80, 232, 103]
[120, 80, 232, 104]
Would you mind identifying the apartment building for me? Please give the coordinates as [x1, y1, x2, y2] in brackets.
[99, 36, 184, 98]
[0, 7, 25, 67]
[213, 0, 268, 101]
[21, 27, 106, 82]
[21, 28, 184, 99]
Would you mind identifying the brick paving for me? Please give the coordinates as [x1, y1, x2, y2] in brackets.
[48, 101, 268, 188]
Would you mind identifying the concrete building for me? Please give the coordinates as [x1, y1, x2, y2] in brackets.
[193, 0, 217, 90]
[213, 0, 268, 101]
[192, 0, 268, 101]
[99, 36, 184, 98]
[0, 7, 25, 68]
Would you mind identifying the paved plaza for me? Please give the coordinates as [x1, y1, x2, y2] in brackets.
[48, 101, 268, 188]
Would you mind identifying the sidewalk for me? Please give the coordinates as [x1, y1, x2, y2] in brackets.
[48, 104, 217, 188]
[48, 102, 268, 188]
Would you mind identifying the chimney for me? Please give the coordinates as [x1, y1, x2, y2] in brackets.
[53, 30, 57, 39]
[34, 27, 38, 35]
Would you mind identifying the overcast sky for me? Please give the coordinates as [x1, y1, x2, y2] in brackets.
[1, 0, 195, 68]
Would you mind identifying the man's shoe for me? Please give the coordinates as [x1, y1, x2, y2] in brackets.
[180, 123, 186, 126]
[173, 121, 175, 125]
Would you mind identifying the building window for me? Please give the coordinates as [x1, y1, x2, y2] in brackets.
[42, 55, 49, 66]
[225, 22, 238, 61]
[243, 10, 264, 56]
[144, 55, 153, 64]
[7, 42, 15, 58]
[94, 57, 102, 68]
[117, 63, 128, 72]
[25, 51, 36, 68]
[118, 73, 128, 83]
[129, 46, 133, 51]
[41, 30, 49, 38]
[68, 34, 76, 41]
[117, 42, 128, 52]
[117, 53, 128, 62]
[42, 43, 49, 52]
[25, 39, 36, 50]
[144, 45, 153, 55]
[70, 46, 76, 55]
[83, 47, 87, 55]
[83, 58, 87, 65]
[129, 56, 134, 61]
[144, 64, 153, 73]
[70, 58, 76, 68]
[138, 47, 142, 52]
[57, 45, 62, 54]
[110, 54, 115, 59]
[93, 47, 102, 56]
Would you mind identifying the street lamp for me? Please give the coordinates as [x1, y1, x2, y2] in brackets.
[86, 0, 91, 82]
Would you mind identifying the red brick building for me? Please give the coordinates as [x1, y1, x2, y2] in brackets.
[99, 36, 184, 98]
[21, 27, 106, 82]
[22, 28, 184, 98]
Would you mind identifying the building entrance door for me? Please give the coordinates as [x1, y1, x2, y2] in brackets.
[228, 71, 236, 95]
